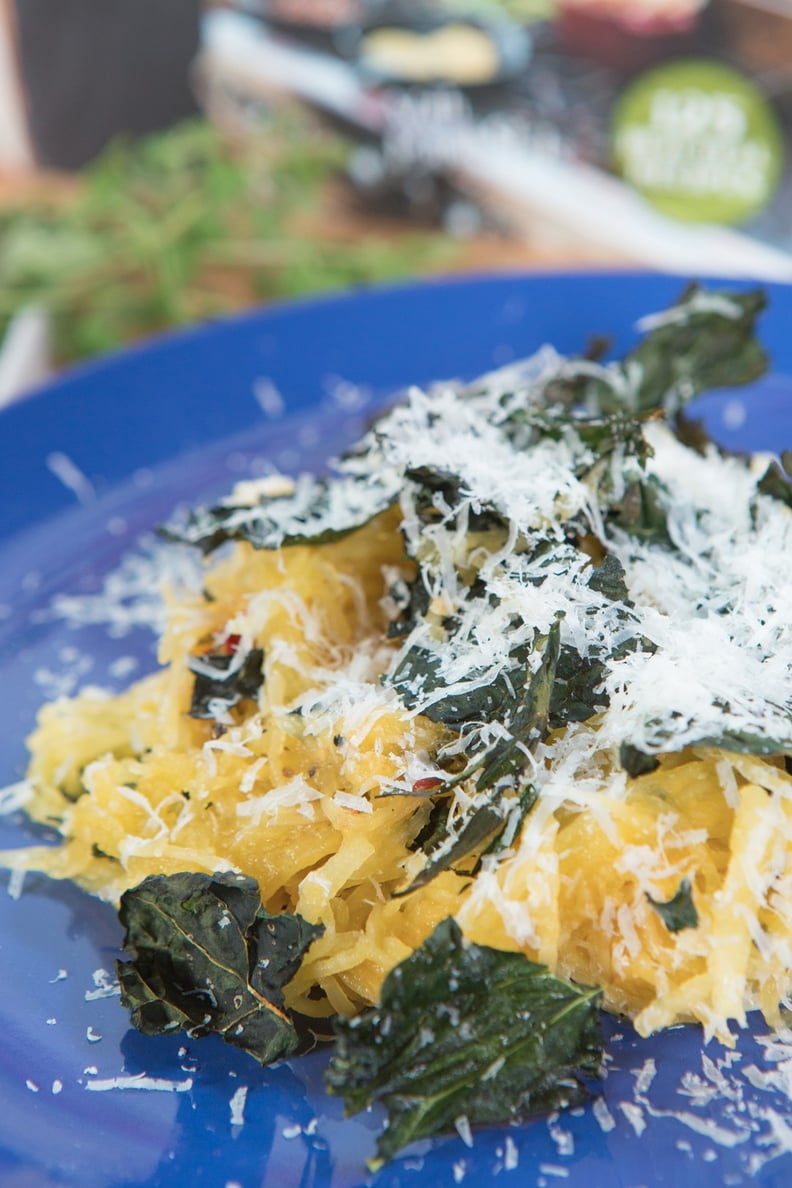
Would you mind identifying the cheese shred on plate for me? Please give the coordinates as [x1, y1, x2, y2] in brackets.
[5, 285, 792, 1044]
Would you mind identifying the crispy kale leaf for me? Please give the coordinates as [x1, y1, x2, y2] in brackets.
[625, 285, 768, 416]
[326, 918, 603, 1167]
[161, 475, 398, 555]
[619, 742, 660, 777]
[625, 721, 792, 768]
[188, 646, 264, 720]
[395, 621, 559, 895]
[117, 871, 323, 1064]
[758, 450, 792, 509]
[386, 630, 535, 731]
[647, 878, 699, 932]
[386, 571, 432, 640]
[549, 646, 608, 727]
[404, 465, 510, 534]
[608, 475, 672, 547]
[548, 285, 767, 420]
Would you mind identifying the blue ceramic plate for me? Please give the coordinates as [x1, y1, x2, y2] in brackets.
[1, 272, 792, 1188]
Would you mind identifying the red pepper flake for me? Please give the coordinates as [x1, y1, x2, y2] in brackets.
[411, 777, 443, 793]
[222, 633, 242, 654]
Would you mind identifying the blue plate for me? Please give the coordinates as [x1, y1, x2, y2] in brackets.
[1, 272, 792, 1188]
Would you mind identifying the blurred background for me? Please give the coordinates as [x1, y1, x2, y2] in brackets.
[1, 0, 791, 405]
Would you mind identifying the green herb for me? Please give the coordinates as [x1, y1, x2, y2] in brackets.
[647, 878, 699, 932]
[501, 406, 652, 476]
[553, 284, 767, 421]
[116, 871, 323, 1064]
[0, 115, 456, 364]
[398, 786, 509, 895]
[326, 918, 603, 1168]
[188, 646, 264, 720]
[549, 554, 653, 729]
[586, 553, 631, 602]
[400, 783, 539, 896]
[472, 620, 559, 791]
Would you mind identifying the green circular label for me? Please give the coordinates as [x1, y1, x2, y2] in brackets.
[612, 59, 785, 225]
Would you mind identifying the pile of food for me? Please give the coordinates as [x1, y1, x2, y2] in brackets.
[5, 284, 792, 1163]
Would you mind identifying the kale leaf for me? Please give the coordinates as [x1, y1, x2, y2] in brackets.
[386, 630, 535, 731]
[647, 878, 699, 932]
[625, 285, 768, 417]
[386, 570, 432, 639]
[399, 787, 509, 894]
[326, 917, 603, 1167]
[631, 721, 792, 766]
[502, 406, 653, 477]
[117, 871, 323, 1064]
[608, 476, 672, 547]
[161, 475, 397, 556]
[549, 647, 607, 727]
[472, 620, 558, 792]
[532, 285, 766, 424]
[405, 466, 509, 533]
[188, 646, 264, 720]
[586, 552, 631, 602]
[758, 450, 792, 509]
[549, 554, 651, 729]
[395, 622, 558, 895]
[619, 742, 660, 777]
[398, 782, 538, 896]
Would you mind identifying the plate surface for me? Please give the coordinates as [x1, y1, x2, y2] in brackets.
[1, 272, 792, 1188]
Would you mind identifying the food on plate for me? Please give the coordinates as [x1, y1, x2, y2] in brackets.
[4, 283, 792, 1163]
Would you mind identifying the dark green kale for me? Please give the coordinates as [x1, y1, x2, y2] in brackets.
[397, 786, 512, 896]
[501, 406, 652, 476]
[647, 878, 699, 932]
[399, 783, 538, 897]
[188, 646, 264, 720]
[394, 622, 558, 895]
[530, 285, 766, 427]
[405, 466, 509, 533]
[549, 554, 653, 729]
[326, 917, 603, 1167]
[116, 871, 323, 1064]
[160, 475, 397, 556]
[624, 285, 768, 417]
[500, 405, 671, 549]
[386, 570, 432, 639]
[549, 647, 607, 727]
[472, 621, 558, 792]
[630, 722, 792, 766]
[619, 743, 660, 777]
[586, 553, 632, 602]
[758, 450, 792, 509]
[477, 782, 538, 865]
[608, 476, 672, 547]
[386, 629, 534, 731]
